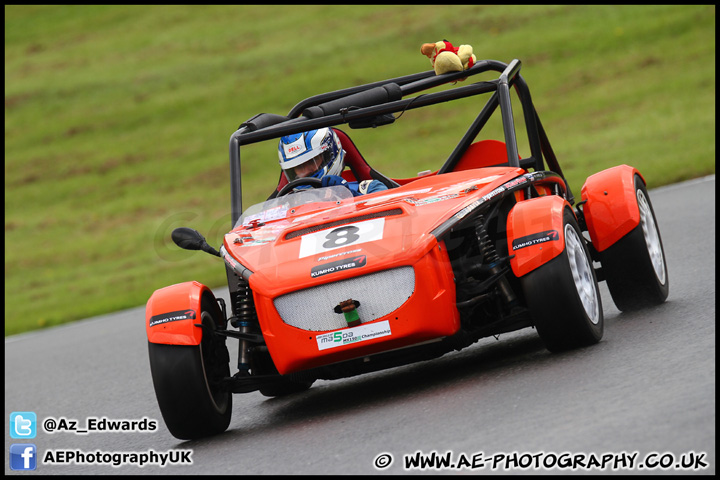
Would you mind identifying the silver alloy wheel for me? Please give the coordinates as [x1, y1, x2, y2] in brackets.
[637, 189, 666, 285]
[565, 224, 600, 325]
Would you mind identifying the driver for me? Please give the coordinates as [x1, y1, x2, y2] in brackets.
[278, 128, 388, 197]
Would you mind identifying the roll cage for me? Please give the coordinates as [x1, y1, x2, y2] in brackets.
[228, 59, 572, 227]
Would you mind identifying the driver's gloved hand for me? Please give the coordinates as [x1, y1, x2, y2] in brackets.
[321, 175, 348, 188]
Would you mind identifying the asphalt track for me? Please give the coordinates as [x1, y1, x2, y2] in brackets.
[5, 176, 715, 475]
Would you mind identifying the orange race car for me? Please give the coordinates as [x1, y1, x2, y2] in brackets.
[146, 59, 669, 440]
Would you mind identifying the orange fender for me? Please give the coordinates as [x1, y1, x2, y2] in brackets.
[580, 165, 644, 252]
[146, 281, 213, 345]
[507, 195, 571, 277]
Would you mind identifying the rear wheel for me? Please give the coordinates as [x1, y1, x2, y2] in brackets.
[599, 174, 669, 311]
[148, 295, 232, 439]
[522, 208, 604, 352]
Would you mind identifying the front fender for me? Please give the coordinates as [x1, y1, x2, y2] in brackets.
[507, 195, 572, 277]
[146, 281, 215, 345]
[580, 165, 643, 252]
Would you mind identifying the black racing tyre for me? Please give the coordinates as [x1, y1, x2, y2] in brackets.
[251, 346, 314, 397]
[599, 174, 669, 312]
[522, 208, 604, 352]
[148, 295, 232, 440]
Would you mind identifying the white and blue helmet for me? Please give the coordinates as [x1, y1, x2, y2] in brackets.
[278, 128, 345, 182]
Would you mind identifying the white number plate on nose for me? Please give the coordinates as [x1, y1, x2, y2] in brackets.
[298, 218, 385, 258]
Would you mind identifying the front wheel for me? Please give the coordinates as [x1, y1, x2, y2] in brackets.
[599, 174, 669, 311]
[522, 208, 604, 352]
[148, 295, 232, 440]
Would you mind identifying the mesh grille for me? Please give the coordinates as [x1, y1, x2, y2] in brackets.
[273, 266, 415, 331]
[285, 208, 403, 240]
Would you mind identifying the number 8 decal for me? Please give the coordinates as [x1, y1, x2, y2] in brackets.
[322, 226, 361, 249]
[299, 218, 385, 258]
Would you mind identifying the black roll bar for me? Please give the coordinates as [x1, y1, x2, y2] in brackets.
[498, 60, 522, 168]
[229, 59, 562, 226]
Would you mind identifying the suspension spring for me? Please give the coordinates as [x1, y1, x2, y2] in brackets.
[474, 216, 517, 306]
[233, 278, 258, 327]
[474, 215, 499, 264]
[232, 276, 258, 373]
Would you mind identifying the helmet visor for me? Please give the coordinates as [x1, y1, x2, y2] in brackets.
[284, 150, 333, 181]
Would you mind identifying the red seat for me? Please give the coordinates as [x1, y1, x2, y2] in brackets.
[390, 139, 519, 185]
[452, 139, 516, 171]
[333, 129, 375, 183]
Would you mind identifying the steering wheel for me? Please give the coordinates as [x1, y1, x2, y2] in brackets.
[276, 177, 323, 197]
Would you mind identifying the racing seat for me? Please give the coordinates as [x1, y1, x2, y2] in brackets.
[271, 128, 399, 198]
[391, 139, 520, 186]
[451, 139, 517, 171]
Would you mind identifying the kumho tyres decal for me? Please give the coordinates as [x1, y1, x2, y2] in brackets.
[512, 230, 560, 251]
[148, 309, 196, 328]
[311, 255, 367, 278]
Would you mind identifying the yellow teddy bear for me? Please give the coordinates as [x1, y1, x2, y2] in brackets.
[421, 40, 476, 76]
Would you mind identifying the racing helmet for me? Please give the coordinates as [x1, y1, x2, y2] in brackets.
[278, 128, 345, 182]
